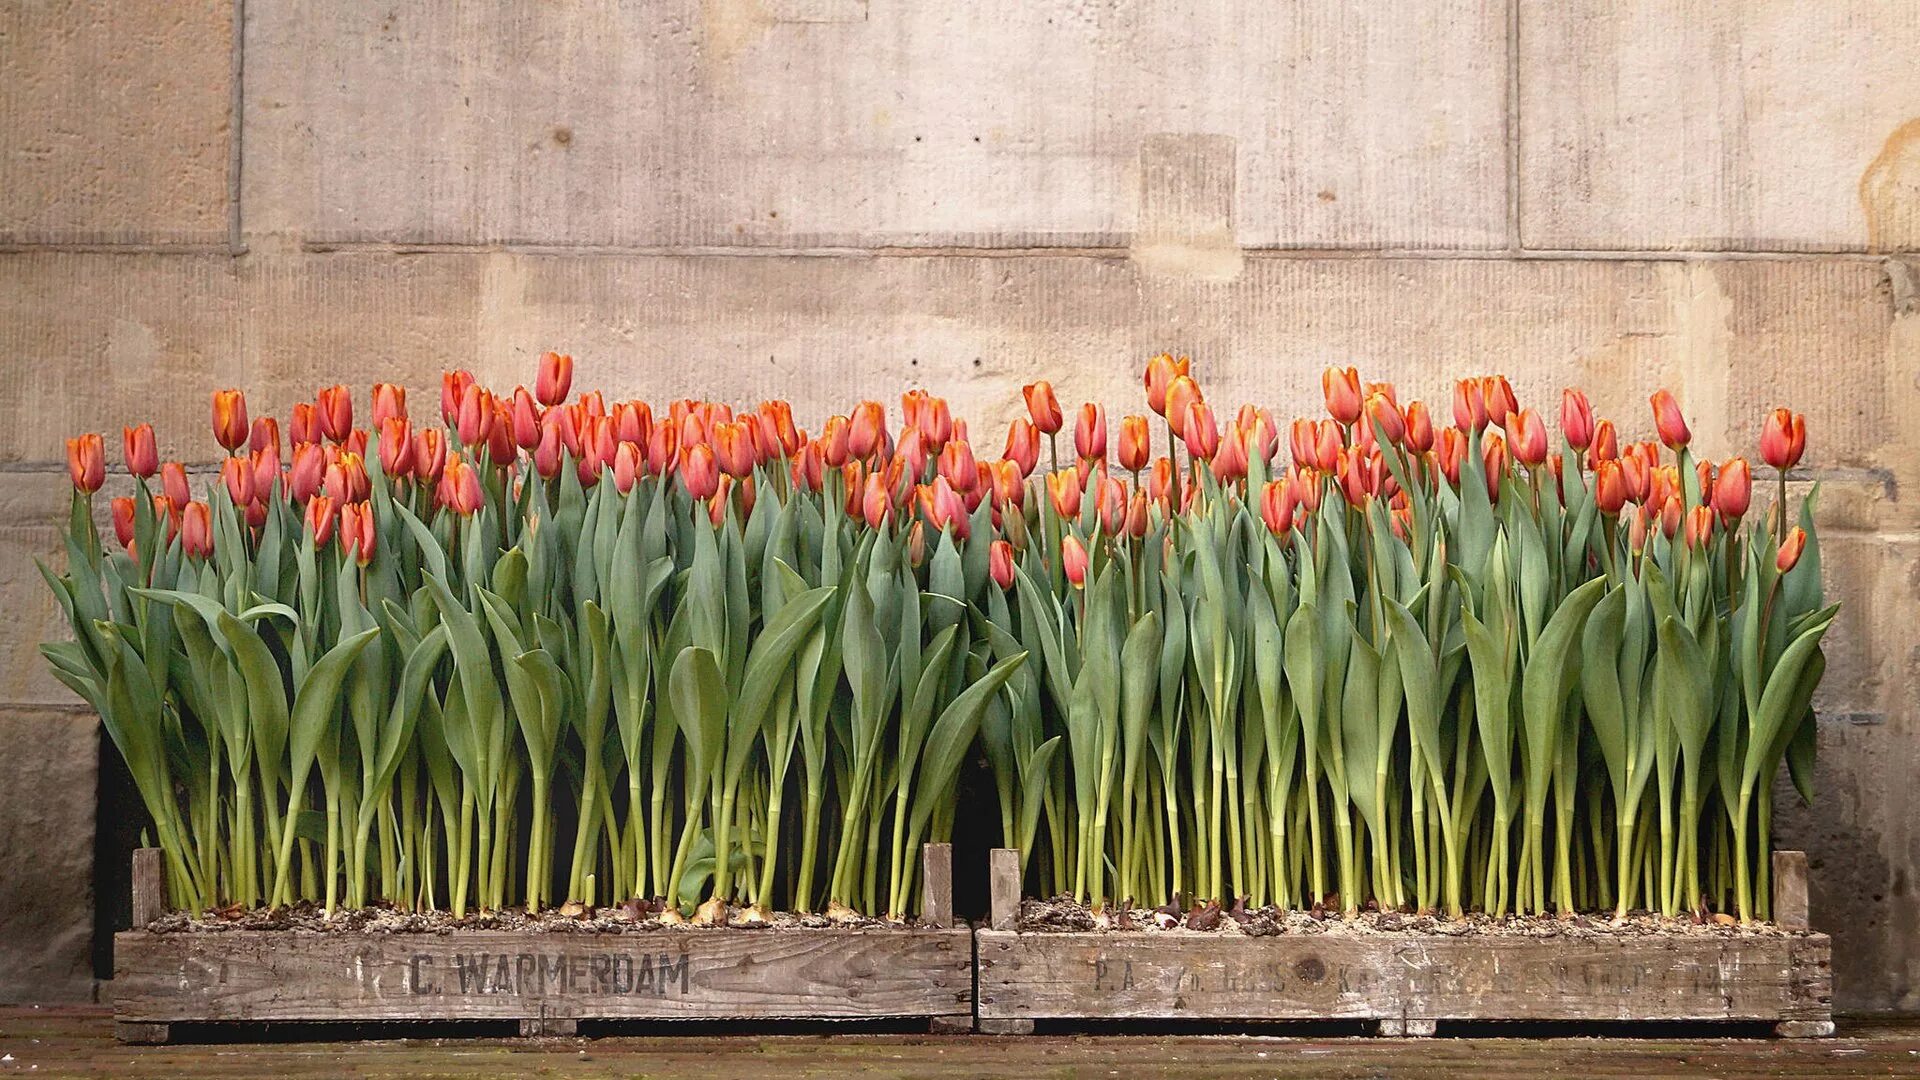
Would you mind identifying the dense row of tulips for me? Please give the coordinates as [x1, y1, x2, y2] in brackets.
[43, 353, 1828, 924]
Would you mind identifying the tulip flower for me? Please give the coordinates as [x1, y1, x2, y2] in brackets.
[1023, 382, 1063, 435]
[1660, 494, 1683, 538]
[440, 370, 474, 425]
[412, 429, 448, 486]
[1061, 534, 1089, 587]
[1453, 379, 1488, 432]
[1760, 409, 1807, 470]
[1095, 475, 1128, 534]
[1482, 376, 1517, 428]
[303, 494, 336, 546]
[456, 385, 494, 448]
[1047, 470, 1084, 519]
[1594, 460, 1628, 514]
[1713, 457, 1752, 520]
[317, 385, 354, 442]
[370, 383, 407, 429]
[1509, 408, 1549, 467]
[1117, 415, 1150, 473]
[1777, 526, 1808, 572]
[212, 390, 249, 451]
[915, 395, 953, 451]
[1259, 479, 1293, 536]
[110, 497, 137, 550]
[1683, 504, 1715, 550]
[1210, 423, 1249, 483]
[1322, 366, 1363, 425]
[289, 402, 321, 447]
[180, 501, 214, 558]
[1482, 432, 1508, 500]
[1182, 401, 1219, 461]
[160, 462, 191, 512]
[1404, 401, 1434, 454]
[1591, 419, 1620, 462]
[536, 351, 574, 407]
[66, 434, 105, 494]
[324, 452, 370, 504]
[1365, 392, 1404, 446]
[1436, 428, 1466, 486]
[1164, 376, 1202, 439]
[1143, 352, 1189, 416]
[221, 456, 254, 507]
[989, 539, 1016, 589]
[937, 440, 977, 492]
[681, 443, 721, 500]
[122, 424, 158, 479]
[1560, 389, 1594, 451]
[1075, 403, 1106, 461]
[444, 455, 487, 515]
[509, 388, 542, 450]
[1002, 419, 1040, 477]
[713, 420, 755, 479]
[848, 401, 886, 459]
[1650, 389, 1690, 450]
[340, 501, 377, 565]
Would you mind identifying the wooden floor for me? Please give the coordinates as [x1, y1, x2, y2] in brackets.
[3, 1008, 1916, 1078]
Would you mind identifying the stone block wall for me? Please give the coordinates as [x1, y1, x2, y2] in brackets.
[3, 0, 1917, 1010]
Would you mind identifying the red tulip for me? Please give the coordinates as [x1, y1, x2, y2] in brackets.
[122, 424, 158, 479]
[325, 451, 370, 503]
[1712, 457, 1752, 519]
[1777, 527, 1807, 573]
[66, 434, 105, 494]
[443, 455, 486, 515]
[1683, 504, 1715, 550]
[610, 442, 639, 494]
[161, 461, 191, 511]
[456, 384, 494, 447]
[110, 496, 137, 549]
[535, 352, 574, 407]
[1061, 535, 1089, 588]
[646, 422, 678, 477]
[1404, 402, 1434, 454]
[681, 443, 721, 500]
[1312, 419, 1342, 473]
[219, 454, 254, 507]
[1650, 389, 1690, 450]
[1074, 403, 1107, 461]
[989, 540, 1015, 590]
[289, 402, 321, 446]
[1760, 409, 1806, 470]
[848, 401, 887, 459]
[1023, 382, 1063, 435]
[441, 371, 474, 425]
[1559, 389, 1594, 451]
[1660, 495, 1683, 539]
[1509, 409, 1549, 467]
[936, 440, 977, 493]
[212, 390, 249, 451]
[509, 388, 542, 451]
[317, 385, 354, 442]
[1322, 366, 1363, 425]
[413, 429, 448, 486]
[1435, 428, 1466, 486]
[366, 383, 405, 429]
[1144, 353, 1190, 417]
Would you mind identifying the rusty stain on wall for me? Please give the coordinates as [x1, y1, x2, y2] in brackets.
[1862, 119, 1920, 253]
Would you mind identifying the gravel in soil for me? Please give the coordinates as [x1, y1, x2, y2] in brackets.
[1014, 895, 1808, 938]
[146, 901, 919, 934]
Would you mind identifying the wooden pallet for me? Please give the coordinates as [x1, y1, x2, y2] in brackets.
[974, 848, 1833, 1038]
[112, 845, 973, 1043]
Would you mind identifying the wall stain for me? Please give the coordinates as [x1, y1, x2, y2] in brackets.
[1861, 119, 1920, 252]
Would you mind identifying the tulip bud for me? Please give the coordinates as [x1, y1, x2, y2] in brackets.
[1182, 401, 1219, 461]
[1047, 470, 1083, 519]
[937, 440, 977, 492]
[1712, 457, 1752, 520]
[1074, 403, 1106, 461]
[1096, 475, 1128, 535]
[1591, 419, 1620, 462]
[1650, 389, 1691, 450]
[317, 385, 354, 442]
[1211, 422, 1249, 483]
[161, 461, 191, 511]
[1661, 494, 1683, 539]
[819, 416, 851, 468]
[989, 540, 1016, 590]
[1404, 401, 1434, 454]
[1558, 389, 1594, 451]
[178, 500, 213, 558]
[1114, 415, 1151, 473]
[1509, 408, 1549, 466]
[1164, 376, 1201, 439]
[848, 401, 886, 459]
[340, 501, 377, 565]
[111, 496, 137, 550]
[1482, 376, 1517, 428]
[1482, 432, 1508, 501]
[1003, 419, 1040, 477]
[1594, 459, 1628, 514]
[378, 418, 414, 478]
[1125, 490, 1149, 538]
[440, 371, 474, 425]
[1143, 352, 1190, 417]
[1364, 392, 1404, 446]
[1061, 534, 1089, 587]
[1683, 504, 1715, 550]
[1023, 382, 1063, 435]
[65, 433, 105, 494]
[915, 395, 953, 451]
[1146, 457, 1174, 502]
[611, 442, 640, 494]
[681, 443, 721, 500]
[307, 495, 338, 546]
[646, 421, 678, 477]
[1760, 408, 1807, 470]
[1322, 366, 1363, 425]
[1777, 526, 1808, 573]
[1259, 479, 1293, 536]
[535, 351, 574, 407]
[410, 429, 446, 486]
[289, 402, 321, 447]
[510, 388, 543, 451]
[1453, 379, 1488, 432]
[212, 390, 249, 451]
[122, 424, 158, 479]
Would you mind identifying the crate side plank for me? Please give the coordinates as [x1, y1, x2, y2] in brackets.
[975, 930, 1831, 1023]
[115, 928, 973, 1022]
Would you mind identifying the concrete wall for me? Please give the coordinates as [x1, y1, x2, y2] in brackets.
[2, 0, 1917, 1011]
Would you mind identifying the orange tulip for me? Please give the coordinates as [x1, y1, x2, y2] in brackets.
[984, 539, 1016, 590]
[221, 456, 254, 506]
[161, 461, 191, 511]
[1259, 479, 1293, 536]
[369, 383, 407, 429]
[1683, 504, 1715, 550]
[1075, 403, 1106, 461]
[680, 443, 721, 500]
[1061, 535, 1089, 588]
[66, 433, 105, 494]
[289, 402, 321, 446]
[1777, 526, 1807, 573]
[1164, 376, 1202, 440]
[1560, 389, 1594, 451]
[1404, 401, 1434, 454]
[1144, 353, 1190, 417]
[1482, 432, 1509, 501]
[535, 351, 574, 407]
[861, 471, 892, 529]
[442, 455, 486, 515]
[935, 440, 975, 493]
[212, 390, 249, 451]
[915, 395, 953, 451]
[793, 441, 825, 492]
[848, 401, 887, 459]
[1322, 366, 1363, 425]
[613, 443, 641, 494]
[1023, 382, 1063, 435]
[110, 496, 137, 549]
[1364, 392, 1404, 446]
[1509, 408, 1549, 466]
[306, 494, 336, 546]
[378, 418, 414, 478]
[509, 388, 542, 450]
[1481, 376, 1517, 428]
[1591, 419, 1620, 462]
[1182, 401, 1218, 462]
[340, 501, 377, 565]
[1117, 415, 1150, 473]
[1712, 457, 1752, 519]
[1453, 379, 1488, 432]
[1650, 389, 1690, 450]
[821, 415, 852, 468]
[1211, 423, 1249, 483]
[1146, 457, 1174, 502]
[1436, 428, 1466, 486]
[646, 422, 678, 477]
[713, 420, 756, 479]
[316, 385, 354, 442]
[440, 371, 474, 425]
[1594, 460, 1628, 514]
[1095, 476, 1128, 535]
[122, 424, 158, 479]
[455, 384, 494, 447]
[181, 501, 214, 559]
[1760, 409, 1806, 470]
[413, 429, 448, 486]
[1047, 470, 1083, 519]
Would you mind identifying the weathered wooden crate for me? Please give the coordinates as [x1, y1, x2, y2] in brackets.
[112, 845, 973, 1043]
[974, 848, 1833, 1038]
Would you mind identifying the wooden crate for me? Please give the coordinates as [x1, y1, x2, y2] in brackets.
[112, 845, 973, 1043]
[974, 848, 1833, 1038]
